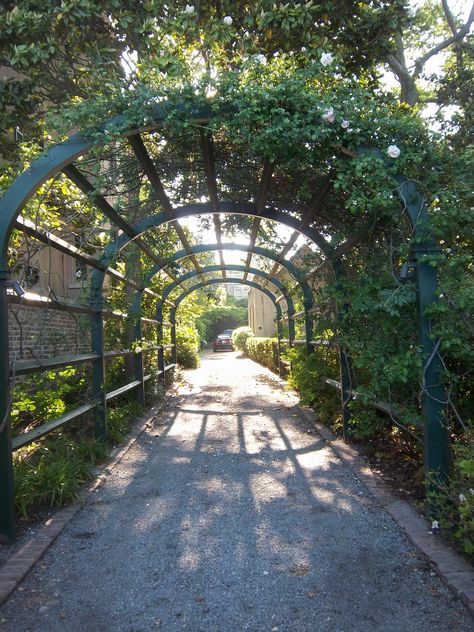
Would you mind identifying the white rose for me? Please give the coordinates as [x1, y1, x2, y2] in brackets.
[320, 52, 334, 67]
[321, 106, 335, 123]
[134, 346, 142, 354]
[255, 53, 267, 64]
[459, 493, 467, 502]
[387, 144, 401, 158]
[341, 120, 350, 129]
[223, 16, 233, 25]
[184, 4, 195, 14]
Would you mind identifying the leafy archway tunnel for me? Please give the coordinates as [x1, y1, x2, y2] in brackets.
[0, 83, 449, 541]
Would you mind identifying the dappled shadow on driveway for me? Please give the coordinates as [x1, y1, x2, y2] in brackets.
[1, 354, 471, 632]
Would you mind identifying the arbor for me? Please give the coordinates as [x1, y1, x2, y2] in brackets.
[0, 1, 473, 553]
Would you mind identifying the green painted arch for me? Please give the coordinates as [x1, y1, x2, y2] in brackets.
[144, 242, 310, 305]
[97, 202, 333, 271]
[170, 278, 282, 324]
[0, 97, 430, 266]
[149, 243, 311, 302]
[160, 264, 294, 315]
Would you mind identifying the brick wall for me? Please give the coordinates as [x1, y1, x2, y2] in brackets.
[8, 305, 90, 361]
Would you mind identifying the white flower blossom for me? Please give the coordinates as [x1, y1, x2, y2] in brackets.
[321, 106, 335, 123]
[301, 47, 307, 53]
[431, 520, 439, 530]
[223, 15, 233, 25]
[320, 52, 334, 67]
[134, 346, 142, 354]
[459, 493, 467, 503]
[341, 120, 350, 129]
[75, 270, 82, 278]
[184, 4, 195, 14]
[470, 488, 474, 495]
[254, 53, 267, 65]
[387, 144, 401, 158]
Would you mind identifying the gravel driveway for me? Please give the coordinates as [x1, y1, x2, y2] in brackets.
[0, 351, 472, 631]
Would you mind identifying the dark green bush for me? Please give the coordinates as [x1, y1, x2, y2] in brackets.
[13, 399, 143, 519]
[430, 438, 474, 560]
[14, 435, 104, 519]
[286, 346, 341, 425]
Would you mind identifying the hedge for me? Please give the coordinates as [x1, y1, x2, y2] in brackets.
[246, 337, 279, 373]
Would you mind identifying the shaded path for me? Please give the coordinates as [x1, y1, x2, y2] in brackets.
[0, 351, 472, 631]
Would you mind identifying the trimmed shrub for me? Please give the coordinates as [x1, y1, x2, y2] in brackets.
[286, 346, 340, 425]
[232, 326, 254, 353]
[246, 337, 279, 372]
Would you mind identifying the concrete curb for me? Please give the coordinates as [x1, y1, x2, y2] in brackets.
[0, 384, 180, 608]
[296, 404, 474, 617]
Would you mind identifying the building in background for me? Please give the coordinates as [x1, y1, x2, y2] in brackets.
[248, 289, 277, 337]
[225, 283, 249, 302]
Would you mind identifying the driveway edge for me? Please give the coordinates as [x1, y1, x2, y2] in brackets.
[296, 404, 474, 616]
[0, 385, 179, 608]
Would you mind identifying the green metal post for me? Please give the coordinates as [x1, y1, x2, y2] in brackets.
[90, 271, 107, 440]
[304, 301, 314, 353]
[171, 322, 177, 365]
[0, 274, 15, 542]
[132, 291, 145, 407]
[398, 178, 450, 484]
[333, 260, 352, 440]
[288, 309, 295, 348]
[413, 243, 449, 483]
[156, 302, 166, 384]
[276, 317, 283, 377]
[339, 346, 353, 441]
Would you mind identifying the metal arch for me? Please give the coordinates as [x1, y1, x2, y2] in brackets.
[0, 101, 449, 542]
[154, 265, 297, 359]
[160, 264, 293, 311]
[0, 105, 429, 263]
[99, 202, 333, 264]
[171, 278, 282, 319]
[0, 102, 212, 260]
[143, 243, 312, 305]
[168, 277, 284, 369]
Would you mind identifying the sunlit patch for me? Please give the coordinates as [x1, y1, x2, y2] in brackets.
[173, 456, 191, 464]
[296, 449, 334, 471]
[249, 472, 287, 509]
[177, 550, 200, 571]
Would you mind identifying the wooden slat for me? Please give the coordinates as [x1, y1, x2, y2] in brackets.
[12, 403, 96, 450]
[14, 353, 99, 376]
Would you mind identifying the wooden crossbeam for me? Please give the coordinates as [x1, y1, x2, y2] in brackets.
[200, 131, 227, 280]
[129, 134, 206, 285]
[63, 164, 179, 283]
[259, 170, 335, 288]
[243, 158, 274, 281]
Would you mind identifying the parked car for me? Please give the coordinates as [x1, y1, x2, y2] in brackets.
[213, 334, 234, 352]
